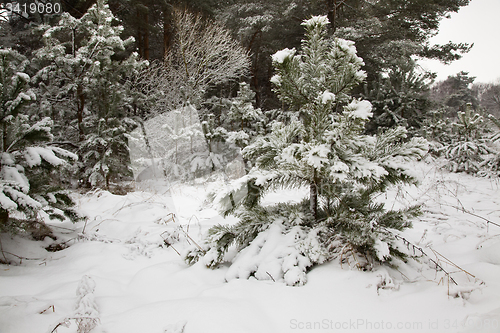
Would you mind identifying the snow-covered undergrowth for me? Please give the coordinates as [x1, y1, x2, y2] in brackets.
[1, 161, 500, 333]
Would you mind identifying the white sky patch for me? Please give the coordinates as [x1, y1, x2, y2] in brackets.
[418, 0, 500, 83]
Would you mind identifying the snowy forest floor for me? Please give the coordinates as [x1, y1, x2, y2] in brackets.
[1, 159, 500, 333]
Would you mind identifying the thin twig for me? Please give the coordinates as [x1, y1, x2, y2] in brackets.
[429, 248, 476, 279]
[112, 201, 167, 215]
[381, 227, 459, 285]
[81, 218, 89, 234]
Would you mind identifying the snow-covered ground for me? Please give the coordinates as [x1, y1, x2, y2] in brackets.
[1, 160, 500, 333]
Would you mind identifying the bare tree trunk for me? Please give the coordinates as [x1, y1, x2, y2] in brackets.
[247, 30, 261, 107]
[326, 0, 345, 33]
[0, 209, 9, 226]
[0, 122, 7, 223]
[136, 7, 150, 60]
[144, 10, 150, 60]
[137, 11, 144, 58]
[77, 84, 85, 142]
[310, 169, 318, 220]
[1, 122, 6, 153]
[163, 10, 172, 57]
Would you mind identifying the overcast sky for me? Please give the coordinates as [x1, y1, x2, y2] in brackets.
[419, 0, 500, 84]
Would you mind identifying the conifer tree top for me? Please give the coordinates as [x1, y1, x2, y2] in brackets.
[301, 15, 330, 28]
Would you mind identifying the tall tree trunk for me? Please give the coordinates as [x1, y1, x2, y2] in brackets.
[136, 6, 150, 60]
[247, 30, 261, 107]
[326, 0, 344, 33]
[2, 121, 7, 153]
[163, 9, 172, 58]
[77, 84, 85, 142]
[0, 209, 9, 227]
[310, 169, 318, 220]
[144, 10, 150, 60]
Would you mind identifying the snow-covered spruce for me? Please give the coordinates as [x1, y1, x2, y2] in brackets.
[483, 115, 500, 176]
[0, 115, 80, 234]
[185, 16, 428, 285]
[0, 49, 80, 234]
[440, 105, 499, 175]
[50, 275, 100, 333]
[34, 0, 146, 189]
[74, 275, 100, 333]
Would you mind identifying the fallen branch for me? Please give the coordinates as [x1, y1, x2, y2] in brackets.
[0, 249, 44, 264]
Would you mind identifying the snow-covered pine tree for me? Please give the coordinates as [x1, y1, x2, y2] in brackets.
[80, 116, 138, 189]
[442, 104, 495, 174]
[0, 48, 79, 234]
[421, 106, 455, 156]
[362, 59, 433, 134]
[484, 115, 500, 176]
[224, 82, 265, 149]
[128, 104, 213, 183]
[194, 82, 265, 175]
[200, 113, 230, 172]
[186, 16, 428, 285]
[160, 105, 207, 181]
[34, 0, 145, 189]
[35, 0, 135, 140]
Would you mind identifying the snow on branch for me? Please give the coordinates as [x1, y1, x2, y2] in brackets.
[301, 15, 330, 28]
[161, 8, 251, 108]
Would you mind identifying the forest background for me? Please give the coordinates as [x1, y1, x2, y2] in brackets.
[0, 0, 499, 243]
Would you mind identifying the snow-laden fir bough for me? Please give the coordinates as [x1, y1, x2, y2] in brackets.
[185, 16, 428, 286]
[0, 48, 80, 236]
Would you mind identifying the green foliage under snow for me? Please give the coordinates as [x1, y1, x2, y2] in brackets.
[186, 16, 428, 285]
[0, 48, 80, 234]
[424, 104, 500, 176]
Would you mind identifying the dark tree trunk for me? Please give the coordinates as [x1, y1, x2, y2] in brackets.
[0, 209, 9, 227]
[144, 10, 150, 60]
[136, 6, 150, 60]
[247, 30, 262, 106]
[163, 9, 172, 57]
[326, 0, 345, 33]
[137, 10, 143, 57]
[310, 169, 318, 220]
[2, 122, 7, 153]
[77, 84, 85, 142]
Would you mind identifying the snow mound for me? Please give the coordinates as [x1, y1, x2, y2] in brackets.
[226, 223, 312, 286]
